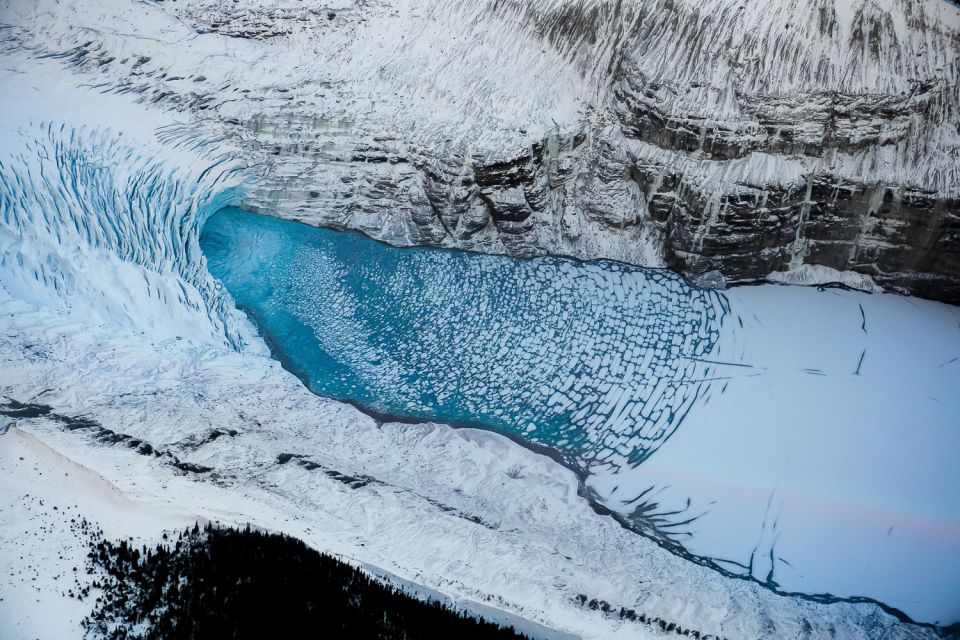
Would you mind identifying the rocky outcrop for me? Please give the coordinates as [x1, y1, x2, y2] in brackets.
[4, 0, 959, 301]
[660, 176, 960, 301]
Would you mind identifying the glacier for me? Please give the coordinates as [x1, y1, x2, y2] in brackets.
[200, 206, 960, 625]
[1, 0, 960, 638]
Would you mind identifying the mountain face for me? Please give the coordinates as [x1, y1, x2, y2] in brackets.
[5, 0, 958, 300]
[2, 2, 960, 636]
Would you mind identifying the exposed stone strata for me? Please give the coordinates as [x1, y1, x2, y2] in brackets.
[652, 174, 960, 301]
[3, 0, 959, 302]
[612, 79, 941, 161]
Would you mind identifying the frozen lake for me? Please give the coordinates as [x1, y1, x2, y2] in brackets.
[201, 207, 960, 626]
[202, 207, 726, 469]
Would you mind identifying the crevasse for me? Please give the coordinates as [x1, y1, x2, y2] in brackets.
[0, 122, 249, 348]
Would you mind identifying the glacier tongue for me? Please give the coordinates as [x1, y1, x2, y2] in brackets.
[201, 207, 727, 469]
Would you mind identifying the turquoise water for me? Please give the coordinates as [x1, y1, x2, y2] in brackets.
[201, 208, 727, 470]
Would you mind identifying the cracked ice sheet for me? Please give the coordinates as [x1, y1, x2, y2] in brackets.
[0, 286, 938, 640]
[586, 284, 960, 625]
[0, 42, 949, 638]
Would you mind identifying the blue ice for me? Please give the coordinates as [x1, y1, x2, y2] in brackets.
[201, 207, 726, 471]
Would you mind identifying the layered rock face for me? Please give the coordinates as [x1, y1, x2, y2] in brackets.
[600, 0, 960, 299]
[4, 0, 959, 300]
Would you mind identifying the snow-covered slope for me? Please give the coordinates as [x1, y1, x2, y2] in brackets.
[0, 1, 958, 638]
[0, 62, 952, 637]
[2, 0, 959, 300]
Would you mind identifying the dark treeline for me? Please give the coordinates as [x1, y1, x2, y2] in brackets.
[82, 523, 531, 640]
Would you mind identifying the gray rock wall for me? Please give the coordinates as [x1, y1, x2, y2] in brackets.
[5, 0, 959, 302]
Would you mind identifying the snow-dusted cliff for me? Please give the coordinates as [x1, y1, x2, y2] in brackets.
[3, 0, 959, 300]
[2, 1, 960, 638]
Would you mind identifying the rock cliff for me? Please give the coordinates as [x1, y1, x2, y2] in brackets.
[4, 0, 959, 300]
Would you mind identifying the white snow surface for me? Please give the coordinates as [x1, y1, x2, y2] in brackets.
[0, 427, 201, 640]
[586, 285, 960, 625]
[0, 1, 959, 638]
[766, 264, 884, 291]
